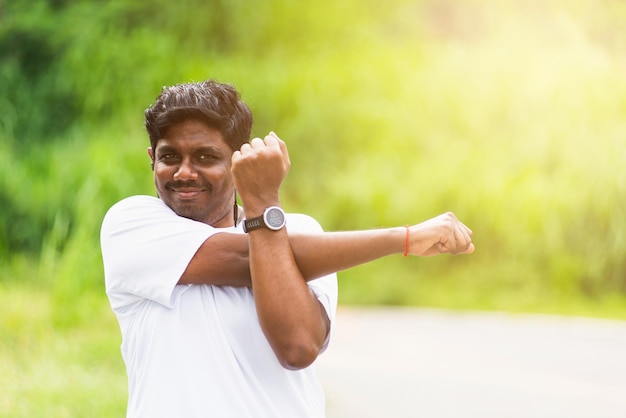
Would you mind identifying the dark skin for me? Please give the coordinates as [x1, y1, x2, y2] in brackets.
[149, 120, 475, 369]
[148, 120, 236, 228]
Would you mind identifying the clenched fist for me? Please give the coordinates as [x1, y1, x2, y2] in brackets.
[407, 212, 474, 256]
[231, 132, 291, 213]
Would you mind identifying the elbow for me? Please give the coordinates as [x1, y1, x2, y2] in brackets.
[276, 341, 322, 370]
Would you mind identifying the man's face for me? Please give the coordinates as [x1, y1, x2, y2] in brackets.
[148, 119, 236, 228]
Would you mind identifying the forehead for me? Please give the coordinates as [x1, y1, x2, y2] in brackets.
[157, 119, 229, 151]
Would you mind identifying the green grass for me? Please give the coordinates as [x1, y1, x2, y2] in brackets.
[0, 282, 127, 417]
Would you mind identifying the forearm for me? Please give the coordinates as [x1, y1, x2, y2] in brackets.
[248, 228, 328, 369]
[289, 228, 406, 279]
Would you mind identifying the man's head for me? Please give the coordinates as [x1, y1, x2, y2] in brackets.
[145, 80, 253, 153]
[144, 80, 252, 227]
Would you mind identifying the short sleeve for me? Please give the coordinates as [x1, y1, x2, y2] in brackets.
[100, 196, 218, 312]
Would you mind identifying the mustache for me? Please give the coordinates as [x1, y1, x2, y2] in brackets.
[166, 180, 210, 190]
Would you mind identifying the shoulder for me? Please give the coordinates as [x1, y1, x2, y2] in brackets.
[285, 213, 325, 233]
[105, 195, 164, 214]
[101, 195, 180, 238]
[103, 195, 169, 222]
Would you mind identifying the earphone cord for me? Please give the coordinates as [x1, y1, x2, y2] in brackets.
[233, 190, 239, 226]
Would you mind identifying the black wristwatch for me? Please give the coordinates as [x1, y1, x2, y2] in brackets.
[243, 206, 286, 233]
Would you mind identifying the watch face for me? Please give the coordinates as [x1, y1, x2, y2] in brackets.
[265, 207, 285, 230]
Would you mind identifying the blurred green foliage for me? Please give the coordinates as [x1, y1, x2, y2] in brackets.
[1, 0, 626, 415]
[1, 0, 625, 321]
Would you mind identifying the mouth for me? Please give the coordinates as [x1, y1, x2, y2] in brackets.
[171, 187, 206, 200]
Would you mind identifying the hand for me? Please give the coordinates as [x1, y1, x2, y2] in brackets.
[231, 132, 291, 212]
[407, 212, 474, 256]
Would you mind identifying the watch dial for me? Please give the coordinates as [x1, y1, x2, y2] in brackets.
[267, 209, 284, 228]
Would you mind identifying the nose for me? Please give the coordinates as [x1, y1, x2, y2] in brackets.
[173, 157, 198, 181]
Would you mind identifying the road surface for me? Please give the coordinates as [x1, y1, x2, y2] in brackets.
[316, 307, 626, 418]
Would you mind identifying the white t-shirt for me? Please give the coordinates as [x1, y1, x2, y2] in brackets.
[100, 195, 338, 418]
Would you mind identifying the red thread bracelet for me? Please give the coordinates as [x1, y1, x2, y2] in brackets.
[403, 224, 409, 257]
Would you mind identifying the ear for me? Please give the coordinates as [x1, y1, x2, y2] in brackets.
[147, 147, 155, 170]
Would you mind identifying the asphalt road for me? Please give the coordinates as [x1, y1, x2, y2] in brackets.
[316, 307, 626, 418]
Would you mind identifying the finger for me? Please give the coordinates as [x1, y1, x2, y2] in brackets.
[446, 230, 458, 253]
[458, 222, 473, 253]
[267, 132, 285, 147]
[459, 243, 475, 254]
[439, 227, 456, 254]
[239, 142, 253, 155]
[451, 228, 463, 254]
[231, 149, 242, 162]
[249, 137, 264, 149]
[456, 223, 471, 249]
[263, 133, 280, 148]
[451, 223, 471, 254]
[461, 222, 473, 237]
[277, 137, 291, 168]
[265, 132, 291, 167]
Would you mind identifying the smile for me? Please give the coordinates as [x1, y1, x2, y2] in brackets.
[172, 188, 206, 200]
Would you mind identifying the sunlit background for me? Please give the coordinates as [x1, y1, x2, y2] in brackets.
[1, 0, 625, 415]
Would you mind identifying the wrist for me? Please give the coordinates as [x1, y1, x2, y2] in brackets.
[238, 193, 280, 218]
[403, 224, 410, 257]
[242, 203, 281, 220]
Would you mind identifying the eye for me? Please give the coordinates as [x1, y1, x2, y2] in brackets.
[158, 153, 179, 162]
[198, 153, 217, 163]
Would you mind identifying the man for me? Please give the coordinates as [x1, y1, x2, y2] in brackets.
[100, 79, 474, 418]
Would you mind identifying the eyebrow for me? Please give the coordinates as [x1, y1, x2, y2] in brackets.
[194, 146, 224, 154]
[156, 144, 225, 156]
[155, 144, 177, 156]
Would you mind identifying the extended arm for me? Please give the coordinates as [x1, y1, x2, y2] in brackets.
[181, 214, 473, 286]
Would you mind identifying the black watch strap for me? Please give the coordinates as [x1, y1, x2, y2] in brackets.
[243, 216, 264, 232]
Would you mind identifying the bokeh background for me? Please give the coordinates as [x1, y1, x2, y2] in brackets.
[1, 0, 625, 415]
